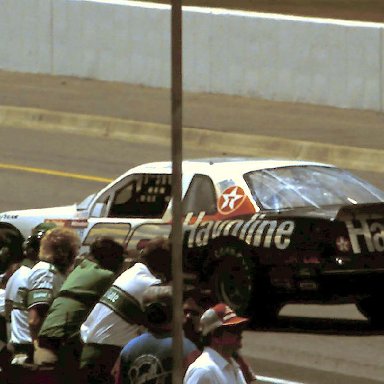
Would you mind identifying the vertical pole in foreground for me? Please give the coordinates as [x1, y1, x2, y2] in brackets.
[171, 0, 183, 383]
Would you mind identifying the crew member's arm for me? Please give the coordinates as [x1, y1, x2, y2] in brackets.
[4, 299, 12, 322]
[28, 304, 49, 341]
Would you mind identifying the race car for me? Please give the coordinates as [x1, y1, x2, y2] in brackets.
[2, 158, 384, 325]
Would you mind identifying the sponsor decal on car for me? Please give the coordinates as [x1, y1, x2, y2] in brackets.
[217, 186, 256, 216]
[44, 219, 89, 240]
[0, 213, 19, 220]
[44, 219, 88, 228]
[344, 216, 384, 254]
[218, 186, 246, 214]
[184, 212, 295, 250]
[335, 236, 351, 252]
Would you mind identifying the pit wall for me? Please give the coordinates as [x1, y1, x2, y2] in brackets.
[1, 0, 383, 111]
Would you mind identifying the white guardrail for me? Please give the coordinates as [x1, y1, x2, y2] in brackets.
[1, 0, 384, 111]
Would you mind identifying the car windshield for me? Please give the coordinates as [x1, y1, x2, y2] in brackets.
[245, 166, 384, 210]
[77, 194, 96, 210]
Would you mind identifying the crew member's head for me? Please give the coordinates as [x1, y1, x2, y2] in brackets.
[142, 285, 173, 332]
[183, 289, 212, 347]
[200, 303, 249, 357]
[90, 236, 125, 273]
[0, 226, 24, 273]
[139, 237, 172, 282]
[23, 222, 57, 261]
[39, 227, 80, 274]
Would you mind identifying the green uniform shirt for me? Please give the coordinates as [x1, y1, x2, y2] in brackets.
[39, 258, 115, 340]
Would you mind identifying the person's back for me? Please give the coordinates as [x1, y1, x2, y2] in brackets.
[80, 237, 173, 384]
[80, 261, 159, 347]
[7, 265, 33, 348]
[34, 237, 124, 384]
[39, 238, 124, 343]
[120, 332, 196, 384]
[119, 285, 198, 384]
[24, 227, 80, 383]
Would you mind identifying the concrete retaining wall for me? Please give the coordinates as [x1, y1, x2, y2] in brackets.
[1, 0, 383, 111]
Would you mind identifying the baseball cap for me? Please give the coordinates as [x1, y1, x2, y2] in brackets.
[24, 223, 57, 253]
[200, 303, 249, 336]
[142, 285, 173, 326]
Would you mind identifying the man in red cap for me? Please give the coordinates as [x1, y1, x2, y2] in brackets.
[183, 303, 256, 383]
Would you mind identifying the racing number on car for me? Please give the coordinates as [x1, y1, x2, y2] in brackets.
[218, 186, 247, 215]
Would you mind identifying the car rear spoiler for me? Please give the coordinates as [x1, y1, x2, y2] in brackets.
[335, 202, 384, 221]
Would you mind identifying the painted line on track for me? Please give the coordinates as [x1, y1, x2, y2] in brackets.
[256, 375, 305, 384]
[0, 163, 112, 183]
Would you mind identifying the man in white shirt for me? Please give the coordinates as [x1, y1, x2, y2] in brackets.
[79, 237, 173, 384]
[184, 303, 252, 384]
[5, 264, 33, 362]
[27, 228, 79, 342]
[4, 225, 54, 364]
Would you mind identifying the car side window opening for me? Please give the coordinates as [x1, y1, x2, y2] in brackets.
[77, 193, 96, 210]
[108, 174, 172, 218]
[183, 174, 217, 215]
[83, 223, 131, 246]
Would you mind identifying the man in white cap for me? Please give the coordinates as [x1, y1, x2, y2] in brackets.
[184, 302, 255, 384]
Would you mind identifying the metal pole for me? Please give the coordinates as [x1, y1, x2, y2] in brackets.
[171, 0, 183, 383]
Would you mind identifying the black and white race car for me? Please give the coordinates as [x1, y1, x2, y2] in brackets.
[2, 158, 384, 324]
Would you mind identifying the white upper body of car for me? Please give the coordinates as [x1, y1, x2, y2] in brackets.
[3, 157, 379, 253]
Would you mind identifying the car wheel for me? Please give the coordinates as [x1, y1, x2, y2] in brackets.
[208, 242, 282, 326]
[356, 296, 384, 327]
[210, 243, 254, 317]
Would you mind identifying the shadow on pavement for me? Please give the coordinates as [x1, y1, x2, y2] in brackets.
[252, 315, 384, 336]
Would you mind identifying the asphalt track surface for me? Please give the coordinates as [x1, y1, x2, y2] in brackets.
[0, 70, 384, 189]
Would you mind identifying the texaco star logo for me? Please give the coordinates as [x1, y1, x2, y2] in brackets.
[218, 186, 246, 215]
[336, 236, 351, 252]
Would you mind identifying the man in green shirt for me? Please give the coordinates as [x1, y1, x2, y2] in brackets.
[34, 237, 125, 383]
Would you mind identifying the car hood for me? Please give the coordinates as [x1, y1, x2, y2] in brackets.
[0, 204, 83, 238]
[0, 204, 80, 218]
